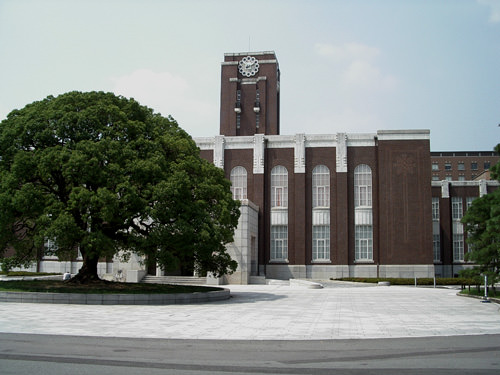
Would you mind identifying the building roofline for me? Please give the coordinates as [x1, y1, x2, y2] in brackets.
[431, 151, 498, 157]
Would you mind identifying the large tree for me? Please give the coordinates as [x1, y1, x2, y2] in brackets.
[461, 144, 500, 283]
[0, 91, 239, 283]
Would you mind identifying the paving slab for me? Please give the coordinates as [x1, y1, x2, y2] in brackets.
[0, 284, 499, 340]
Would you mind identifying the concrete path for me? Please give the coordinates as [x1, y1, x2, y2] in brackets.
[0, 283, 499, 340]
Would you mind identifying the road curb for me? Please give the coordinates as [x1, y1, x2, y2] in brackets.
[0, 288, 230, 305]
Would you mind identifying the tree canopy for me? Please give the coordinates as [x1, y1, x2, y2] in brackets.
[461, 144, 500, 283]
[0, 91, 239, 283]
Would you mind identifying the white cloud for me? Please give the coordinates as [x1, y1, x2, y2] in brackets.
[477, 0, 500, 23]
[111, 69, 218, 136]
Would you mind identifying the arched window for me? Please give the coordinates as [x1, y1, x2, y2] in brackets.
[230, 166, 247, 200]
[271, 166, 288, 208]
[354, 164, 372, 208]
[312, 165, 330, 208]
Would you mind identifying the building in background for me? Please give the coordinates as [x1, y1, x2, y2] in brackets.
[431, 151, 498, 181]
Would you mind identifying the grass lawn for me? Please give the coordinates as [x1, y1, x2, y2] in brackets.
[0, 280, 221, 294]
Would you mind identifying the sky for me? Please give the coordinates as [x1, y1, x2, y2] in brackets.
[0, 0, 499, 151]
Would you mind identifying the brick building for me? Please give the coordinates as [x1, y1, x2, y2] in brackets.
[195, 52, 436, 283]
[431, 151, 499, 181]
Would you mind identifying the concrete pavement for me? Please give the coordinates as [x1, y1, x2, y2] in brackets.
[0, 283, 499, 340]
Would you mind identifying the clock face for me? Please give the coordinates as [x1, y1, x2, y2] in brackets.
[238, 56, 259, 77]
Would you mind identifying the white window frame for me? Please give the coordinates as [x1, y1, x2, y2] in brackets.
[433, 234, 441, 262]
[453, 233, 464, 262]
[432, 197, 440, 221]
[271, 166, 288, 208]
[312, 225, 330, 261]
[354, 164, 372, 208]
[355, 225, 373, 261]
[312, 165, 330, 208]
[451, 197, 463, 221]
[230, 166, 247, 200]
[270, 225, 288, 261]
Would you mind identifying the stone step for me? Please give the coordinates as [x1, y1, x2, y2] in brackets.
[266, 279, 290, 286]
[141, 276, 207, 285]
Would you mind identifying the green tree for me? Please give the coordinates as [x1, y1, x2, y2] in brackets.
[0, 91, 239, 283]
[461, 144, 500, 285]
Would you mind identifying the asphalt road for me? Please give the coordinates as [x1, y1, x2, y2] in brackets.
[1, 333, 499, 375]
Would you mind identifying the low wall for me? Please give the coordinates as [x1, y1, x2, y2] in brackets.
[0, 288, 230, 305]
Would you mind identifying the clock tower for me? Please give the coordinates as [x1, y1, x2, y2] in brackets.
[219, 51, 280, 136]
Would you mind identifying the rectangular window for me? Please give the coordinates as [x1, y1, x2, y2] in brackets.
[433, 234, 441, 262]
[458, 175, 465, 181]
[453, 233, 464, 262]
[314, 185, 329, 208]
[484, 161, 491, 170]
[471, 162, 478, 170]
[432, 175, 440, 181]
[312, 225, 330, 261]
[452, 197, 463, 220]
[444, 163, 452, 171]
[465, 196, 476, 210]
[355, 225, 373, 261]
[356, 185, 372, 207]
[233, 187, 245, 200]
[432, 163, 439, 171]
[271, 225, 288, 260]
[457, 162, 465, 171]
[432, 197, 440, 221]
[272, 186, 288, 208]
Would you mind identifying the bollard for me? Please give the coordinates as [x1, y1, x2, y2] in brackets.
[481, 274, 490, 303]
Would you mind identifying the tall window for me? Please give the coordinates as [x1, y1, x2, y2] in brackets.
[466, 197, 476, 210]
[271, 225, 288, 260]
[271, 166, 288, 208]
[312, 225, 330, 260]
[432, 197, 440, 220]
[354, 164, 373, 261]
[355, 225, 373, 260]
[432, 197, 440, 262]
[312, 165, 330, 208]
[452, 197, 463, 220]
[433, 234, 441, 262]
[453, 234, 464, 262]
[354, 164, 372, 207]
[230, 166, 247, 200]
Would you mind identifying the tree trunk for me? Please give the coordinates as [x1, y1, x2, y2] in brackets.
[67, 253, 102, 284]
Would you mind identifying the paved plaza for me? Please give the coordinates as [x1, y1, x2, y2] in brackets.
[0, 282, 499, 340]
